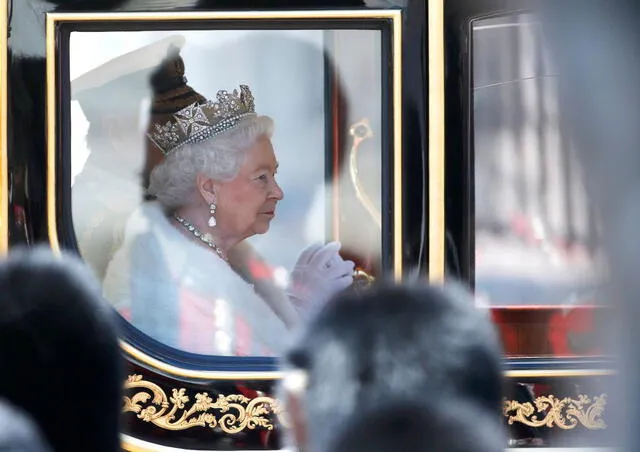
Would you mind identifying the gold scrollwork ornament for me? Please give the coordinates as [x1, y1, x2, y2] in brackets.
[123, 375, 286, 433]
[503, 394, 607, 430]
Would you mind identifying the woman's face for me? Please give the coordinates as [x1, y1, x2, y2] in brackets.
[215, 135, 284, 240]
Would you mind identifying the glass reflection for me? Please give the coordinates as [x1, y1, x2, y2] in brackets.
[472, 14, 604, 357]
[69, 29, 383, 356]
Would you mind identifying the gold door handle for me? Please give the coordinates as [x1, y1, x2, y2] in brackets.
[348, 118, 381, 230]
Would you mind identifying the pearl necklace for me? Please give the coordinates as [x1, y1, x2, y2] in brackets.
[173, 215, 228, 261]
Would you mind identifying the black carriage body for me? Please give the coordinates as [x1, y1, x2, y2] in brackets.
[2, 0, 615, 450]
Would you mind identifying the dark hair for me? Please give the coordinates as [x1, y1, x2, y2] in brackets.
[147, 45, 206, 119]
[327, 395, 505, 452]
[283, 281, 504, 451]
[143, 46, 208, 189]
[0, 247, 123, 452]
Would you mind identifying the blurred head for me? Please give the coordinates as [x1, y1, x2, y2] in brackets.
[280, 281, 504, 452]
[145, 47, 284, 241]
[0, 247, 123, 452]
[74, 73, 148, 156]
[327, 396, 505, 452]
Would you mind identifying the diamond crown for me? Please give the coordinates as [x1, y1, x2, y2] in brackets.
[148, 84, 256, 157]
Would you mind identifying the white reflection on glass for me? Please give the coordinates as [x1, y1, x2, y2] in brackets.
[473, 14, 601, 307]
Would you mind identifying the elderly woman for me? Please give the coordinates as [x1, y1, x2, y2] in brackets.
[103, 48, 354, 356]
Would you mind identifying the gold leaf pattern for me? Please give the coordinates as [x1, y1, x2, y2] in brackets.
[123, 375, 284, 433]
[125, 375, 606, 433]
[503, 394, 607, 430]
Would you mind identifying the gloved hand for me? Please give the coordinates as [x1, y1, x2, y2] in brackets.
[287, 241, 355, 320]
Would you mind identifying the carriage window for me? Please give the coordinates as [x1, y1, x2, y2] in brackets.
[472, 14, 605, 357]
[68, 28, 386, 357]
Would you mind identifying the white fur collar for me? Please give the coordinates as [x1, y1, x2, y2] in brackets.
[125, 201, 231, 278]
[104, 201, 291, 355]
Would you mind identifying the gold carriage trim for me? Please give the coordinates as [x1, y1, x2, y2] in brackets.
[123, 375, 286, 433]
[124, 375, 607, 433]
[503, 394, 607, 430]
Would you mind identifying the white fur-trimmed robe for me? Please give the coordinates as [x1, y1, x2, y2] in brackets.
[103, 202, 290, 356]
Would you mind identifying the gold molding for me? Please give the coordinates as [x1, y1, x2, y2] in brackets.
[120, 341, 283, 380]
[48, 9, 402, 22]
[0, 0, 8, 255]
[120, 347, 614, 381]
[505, 368, 615, 378]
[391, 11, 403, 282]
[45, 12, 61, 253]
[45, 10, 403, 379]
[427, 0, 446, 283]
[123, 374, 286, 433]
[504, 394, 607, 430]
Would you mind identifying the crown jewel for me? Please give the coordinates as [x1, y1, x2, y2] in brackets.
[148, 84, 256, 156]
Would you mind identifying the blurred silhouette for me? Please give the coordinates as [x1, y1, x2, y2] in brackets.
[0, 247, 123, 452]
[542, 1, 640, 449]
[71, 35, 186, 281]
[326, 396, 504, 452]
[280, 281, 505, 452]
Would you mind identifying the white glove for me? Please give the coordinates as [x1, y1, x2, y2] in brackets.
[287, 241, 355, 320]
